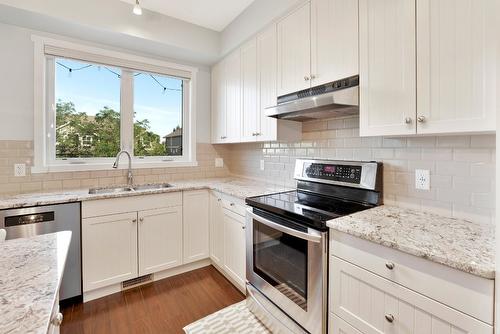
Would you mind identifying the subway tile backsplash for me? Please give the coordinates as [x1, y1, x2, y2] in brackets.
[216, 116, 496, 224]
[0, 142, 229, 196]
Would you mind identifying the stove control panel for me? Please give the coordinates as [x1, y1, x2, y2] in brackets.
[303, 163, 362, 184]
[294, 159, 380, 190]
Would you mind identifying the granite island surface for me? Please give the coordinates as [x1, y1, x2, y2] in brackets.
[0, 177, 291, 210]
[327, 205, 495, 279]
[0, 231, 72, 334]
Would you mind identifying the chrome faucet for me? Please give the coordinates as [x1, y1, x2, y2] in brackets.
[113, 150, 133, 186]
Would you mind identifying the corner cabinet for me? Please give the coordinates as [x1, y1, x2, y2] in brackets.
[183, 190, 210, 264]
[360, 0, 496, 136]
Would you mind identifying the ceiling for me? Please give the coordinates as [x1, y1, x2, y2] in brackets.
[119, 0, 255, 31]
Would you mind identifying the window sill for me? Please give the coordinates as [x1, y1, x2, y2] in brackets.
[31, 160, 199, 174]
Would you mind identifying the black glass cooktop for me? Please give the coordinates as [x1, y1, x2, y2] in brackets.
[246, 190, 374, 230]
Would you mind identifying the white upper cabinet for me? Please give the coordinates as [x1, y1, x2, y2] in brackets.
[257, 24, 278, 141]
[359, 0, 417, 137]
[416, 0, 496, 134]
[224, 50, 242, 143]
[277, 2, 311, 96]
[240, 38, 259, 142]
[211, 61, 226, 143]
[311, 0, 359, 86]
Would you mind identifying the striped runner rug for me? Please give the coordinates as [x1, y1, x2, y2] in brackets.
[183, 301, 271, 334]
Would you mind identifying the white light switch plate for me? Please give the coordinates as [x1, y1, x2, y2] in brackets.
[260, 160, 265, 171]
[415, 169, 430, 190]
[14, 163, 26, 177]
[215, 158, 224, 168]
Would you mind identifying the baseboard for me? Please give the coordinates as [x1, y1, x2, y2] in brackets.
[211, 261, 246, 295]
[83, 258, 212, 303]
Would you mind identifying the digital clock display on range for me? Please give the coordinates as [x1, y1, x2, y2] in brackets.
[303, 163, 362, 184]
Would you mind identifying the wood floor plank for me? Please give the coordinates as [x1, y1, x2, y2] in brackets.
[61, 265, 244, 334]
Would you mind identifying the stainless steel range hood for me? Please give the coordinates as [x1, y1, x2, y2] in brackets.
[266, 75, 359, 122]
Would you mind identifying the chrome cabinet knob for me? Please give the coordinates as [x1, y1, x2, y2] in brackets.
[217, 198, 221, 202]
[404, 117, 412, 124]
[242, 225, 246, 230]
[132, 219, 137, 223]
[417, 115, 426, 123]
[385, 262, 395, 270]
[51, 312, 63, 326]
[230, 203, 235, 206]
[304, 76, 310, 81]
[385, 314, 395, 323]
[139, 217, 144, 222]
[220, 136, 227, 139]
[310, 74, 316, 80]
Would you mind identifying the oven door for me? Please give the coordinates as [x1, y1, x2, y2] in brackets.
[246, 208, 327, 334]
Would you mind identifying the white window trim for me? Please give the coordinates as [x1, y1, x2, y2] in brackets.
[31, 35, 198, 173]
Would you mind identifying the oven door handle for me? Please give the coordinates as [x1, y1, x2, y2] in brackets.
[247, 209, 322, 243]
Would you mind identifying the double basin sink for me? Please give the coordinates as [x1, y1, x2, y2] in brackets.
[88, 183, 172, 195]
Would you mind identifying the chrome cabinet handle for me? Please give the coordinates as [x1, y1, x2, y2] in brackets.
[220, 136, 227, 139]
[304, 76, 310, 81]
[385, 262, 395, 270]
[51, 312, 63, 326]
[404, 117, 412, 124]
[385, 314, 395, 323]
[417, 115, 426, 123]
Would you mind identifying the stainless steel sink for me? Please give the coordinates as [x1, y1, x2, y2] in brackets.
[132, 183, 172, 191]
[88, 183, 172, 194]
[88, 186, 134, 195]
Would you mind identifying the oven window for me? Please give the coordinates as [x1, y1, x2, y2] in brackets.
[253, 220, 308, 311]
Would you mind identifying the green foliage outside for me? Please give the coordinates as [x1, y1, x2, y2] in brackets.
[56, 100, 169, 158]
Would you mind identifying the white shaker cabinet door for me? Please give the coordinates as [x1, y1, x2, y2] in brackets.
[311, 0, 359, 86]
[277, 2, 311, 96]
[359, 0, 417, 137]
[330, 256, 492, 334]
[209, 192, 224, 267]
[211, 61, 227, 143]
[225, 50, 242, 142]
[138, 206, 183, 275]
[183, 190, 210, 264]
[257, 23, 278, 141]
[223, 209, 246, 290]
[416, 0, 496, 134]
[240, 37, 259, 142]
[82, 212, 138, 292]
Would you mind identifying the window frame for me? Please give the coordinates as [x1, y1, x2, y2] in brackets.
[32, 35, 198, 173]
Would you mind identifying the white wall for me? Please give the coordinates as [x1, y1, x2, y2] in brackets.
[220, 0, 304, 56]
[0, 22, 212, 143]
[0, 1, 220, 65]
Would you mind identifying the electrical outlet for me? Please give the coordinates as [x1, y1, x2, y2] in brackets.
[260, 160, 265, 171]
[14, 163, 26, 177]
[415, 169, 430, 190]
[215, 158, 224, 168]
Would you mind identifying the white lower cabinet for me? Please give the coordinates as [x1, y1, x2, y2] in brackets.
[209, 191, 247, 292]
[82, 212, 138, 291]
[223, 208, 246, 290]
[209, 192, 224, 266]
[138, 207, 183, 275]
[183, 190, 210, 264]
[329, 231, 493, 334]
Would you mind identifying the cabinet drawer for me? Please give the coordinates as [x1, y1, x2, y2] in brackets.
[82, 192, 182, 218]
[329, 313, 362, 334]
[330, 256, 492, 334]
[330, 231, 494, 324]
[212, 191, 246, 216]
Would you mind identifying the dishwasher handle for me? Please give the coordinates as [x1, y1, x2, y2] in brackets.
[4, 211, 55, 227]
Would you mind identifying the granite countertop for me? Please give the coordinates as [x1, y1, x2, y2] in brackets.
[327, 205, 495, 279]
[0, 177, 290, 210]
[0, 231, 72, 334]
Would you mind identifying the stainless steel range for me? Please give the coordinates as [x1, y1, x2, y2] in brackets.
[245, 159, 382, 334]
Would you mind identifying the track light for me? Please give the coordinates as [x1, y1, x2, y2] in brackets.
[133, 0, 142, 15]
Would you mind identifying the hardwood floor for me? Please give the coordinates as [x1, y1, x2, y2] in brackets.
[61, 266, 245, 334]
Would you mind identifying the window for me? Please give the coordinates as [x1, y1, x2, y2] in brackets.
[33, 36, 197, 172]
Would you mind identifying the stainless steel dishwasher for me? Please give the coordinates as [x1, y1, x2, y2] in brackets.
[0, 202, 82, 303]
